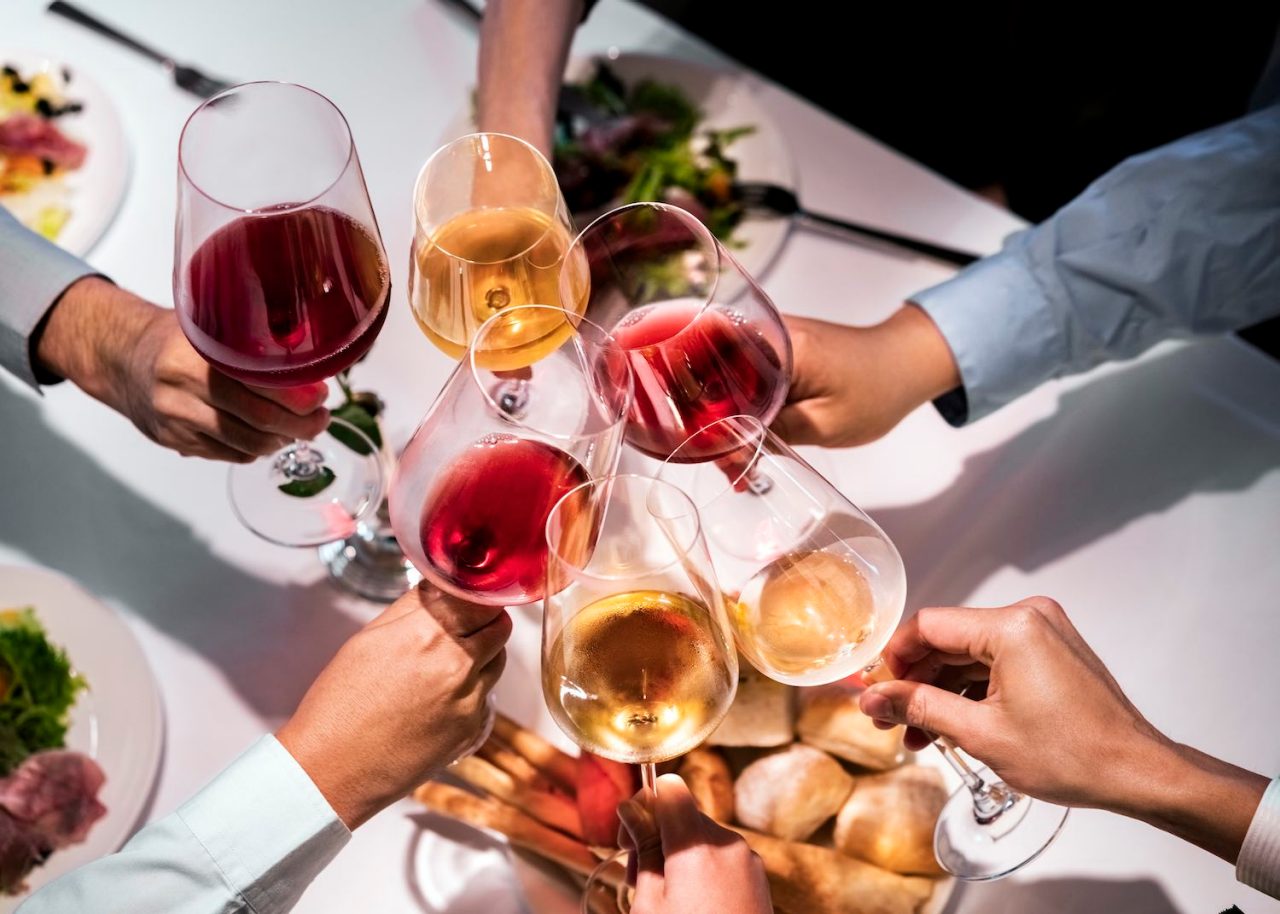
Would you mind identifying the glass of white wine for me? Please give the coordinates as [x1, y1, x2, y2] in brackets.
[409, 132, 588, 406]
[543, 474, 739, 913]
[656, 415, 1069, 882]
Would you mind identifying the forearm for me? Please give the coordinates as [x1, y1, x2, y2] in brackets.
[1113, 739, 1268, 866]
[476, 0, 582, 157]
[33, 277, 161, 406]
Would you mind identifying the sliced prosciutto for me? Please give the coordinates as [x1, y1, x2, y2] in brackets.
[0, 113, 87, 170]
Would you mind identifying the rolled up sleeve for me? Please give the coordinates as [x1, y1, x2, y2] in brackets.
[912, 104, 1280, 425]
[1238, 776, 1280, 900]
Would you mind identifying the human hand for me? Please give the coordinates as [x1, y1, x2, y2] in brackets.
[771, 306, 960, 448]
[858, 597, 1171, 811]
[35, 277, 329, 462]
[619, 774, 773, 914]
[276, 584, 511, 829]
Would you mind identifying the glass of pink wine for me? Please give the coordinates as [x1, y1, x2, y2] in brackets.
[174, 82, 389, 547]
[388, 304, 632, 606]
[657, 415, 1070, 882]
[567, 202, 791, 464]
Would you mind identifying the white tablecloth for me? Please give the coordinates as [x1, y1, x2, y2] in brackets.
[4, 1, 1280, 911]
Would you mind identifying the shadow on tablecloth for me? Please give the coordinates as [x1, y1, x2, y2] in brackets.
[0, 385, 365, 723]
[942, 875, 1183, 913]
[868, 336, 1280, 613]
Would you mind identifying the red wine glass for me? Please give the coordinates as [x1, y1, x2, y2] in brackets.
[388, 305, 632, 606]
[174, 82, 390, 547]
[566, 202, 792, 463]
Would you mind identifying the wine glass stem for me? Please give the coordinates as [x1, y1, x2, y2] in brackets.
[640, 762, 657, 792]
[277, 439, 326, 479]
[934, 737, 1015, 823]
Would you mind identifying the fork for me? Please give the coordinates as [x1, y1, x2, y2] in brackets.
[733, 181, 981, 267]
[48, 1, 233, 99]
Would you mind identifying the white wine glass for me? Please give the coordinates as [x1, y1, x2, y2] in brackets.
[542, 474, 739, 912]
[656, 415, 1070, 881]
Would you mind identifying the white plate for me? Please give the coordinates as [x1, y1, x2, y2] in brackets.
[0, 563, 163, 908]
[444, 51, 796, 287]
[1, 52, 131, 257]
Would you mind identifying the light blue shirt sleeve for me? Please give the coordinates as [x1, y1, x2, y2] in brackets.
[911, 104, 1280, 425]
[1238, 776, 1280, 899]
[17, 735, 350, 914]
[0, 206, 102, 390]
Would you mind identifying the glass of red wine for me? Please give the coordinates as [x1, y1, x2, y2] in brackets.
[388, 304, 632, 606]
[567, 202, 792, 464]
[174, 82, 390, 547]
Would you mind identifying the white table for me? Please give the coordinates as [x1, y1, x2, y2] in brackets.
[4, 1, 1280, 912]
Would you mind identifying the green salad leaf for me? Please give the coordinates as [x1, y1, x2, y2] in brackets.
[0, 608, 87, 774]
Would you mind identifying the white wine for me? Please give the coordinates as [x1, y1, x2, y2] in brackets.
[410, 205, 587, 367]
[734, 548, 877, 686]
[543, 590, 737, 763]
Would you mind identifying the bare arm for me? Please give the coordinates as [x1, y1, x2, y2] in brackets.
[476, 0, 583, 157]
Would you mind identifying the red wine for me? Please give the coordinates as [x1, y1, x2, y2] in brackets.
[420, 435, 589, 604]
[612, 300, 786, 461]
[180, 206, 389, 387]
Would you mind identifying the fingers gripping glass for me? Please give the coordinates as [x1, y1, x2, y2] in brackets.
[657, 415, 1068, 881]
[174, 82, 389, 547]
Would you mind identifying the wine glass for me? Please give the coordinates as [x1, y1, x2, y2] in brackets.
[567, 202, 792, 462]
[388, 305, 631, 606]
[657, 415, 1070, 881]
[542, 474, 739, 913]
[174, 81, 388, 547]
[409, 132, 588, 414]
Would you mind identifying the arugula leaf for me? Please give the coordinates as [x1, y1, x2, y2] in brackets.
[628, 80, 700, 139]
[278, 467, 336, 497]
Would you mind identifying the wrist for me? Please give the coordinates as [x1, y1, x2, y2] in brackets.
[276, 719, 386, 831]
[35, 277, 159, 396]
[1110, 736, 1268, 864]
[873, 304, 961, 414]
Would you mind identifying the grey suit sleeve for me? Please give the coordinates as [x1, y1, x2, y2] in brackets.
[0, 207, 102, 390]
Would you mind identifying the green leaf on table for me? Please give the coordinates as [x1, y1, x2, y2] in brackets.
[328, 401, 382, 456]
[278, 467, 336, 497]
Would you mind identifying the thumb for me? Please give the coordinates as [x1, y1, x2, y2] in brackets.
[860, 680, 985, 746]
[770, 402, 824, 446]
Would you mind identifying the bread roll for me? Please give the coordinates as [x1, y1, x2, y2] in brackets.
[677, 748, 735, 822]
[708, 659, 794, 747]
[835, 765, 948, 875]
[797, 684, 905, 770]
[734, 744, 854, 841]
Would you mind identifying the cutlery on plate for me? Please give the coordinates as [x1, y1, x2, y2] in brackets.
[733, 181, 981, 267]
[47, 1, 233, 99]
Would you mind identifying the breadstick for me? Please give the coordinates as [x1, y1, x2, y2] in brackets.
[478, 738, 552, 792]
[732, 826, 935, 914]
[677, 748, 735, 822]
[493, 712, 578, 791]
[414, 781, 625, 887]
[449, 755, 583, 839]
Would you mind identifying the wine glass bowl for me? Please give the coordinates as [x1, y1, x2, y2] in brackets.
[541, 475, 739, 765]
[409, 132, 587, 360]
[569, 202, 792, 461]
[657, 415, 906, 687]
[173, 81, 390, 547]
[389, 305, 631, 606]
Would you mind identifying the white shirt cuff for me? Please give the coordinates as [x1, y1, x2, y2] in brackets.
[1237, 776, 1280, 899]
[177, 734, 351, 914]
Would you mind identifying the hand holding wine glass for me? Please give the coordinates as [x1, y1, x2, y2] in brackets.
[173, 81, 391, 546]
[618, 774, 773, 914]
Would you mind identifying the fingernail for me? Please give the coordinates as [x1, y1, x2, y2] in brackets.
[860, 690, 894, 722]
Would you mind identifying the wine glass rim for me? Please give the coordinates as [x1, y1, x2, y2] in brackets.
[412, 132, 567, 263]
[177, 81, 357, 215]
[569, 201, 724, 348]
[545, 474, 707, 582]
[466, 304, 633, 440]
[659, 414, 770, 497]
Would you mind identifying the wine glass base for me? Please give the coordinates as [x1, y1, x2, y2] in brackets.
[228, 418, 383, 548]
[318, 505, 421, 602]
[934, 765, 1069, 881]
